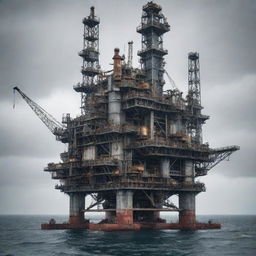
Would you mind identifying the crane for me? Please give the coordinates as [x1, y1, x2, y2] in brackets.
[164, 69, 179, 91]
[13, 87, 67, 141]
[195, 145, 240, 177]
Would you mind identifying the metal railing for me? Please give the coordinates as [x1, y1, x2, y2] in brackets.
[55, 180, 205, 192]
[136, 21, 170, 32]
[81, 123, 138, 136]
[122, 91, 185, 110]
[128, 137, 210, 152]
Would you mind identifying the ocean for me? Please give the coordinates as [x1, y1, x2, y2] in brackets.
[0, 215, 255, 256]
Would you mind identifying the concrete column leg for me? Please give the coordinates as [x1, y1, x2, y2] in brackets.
[116, 190, 133, 225]
[69, 193, 85, 225]
[179, 192, 196, 230]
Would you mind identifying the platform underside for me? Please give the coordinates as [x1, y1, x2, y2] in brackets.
[41, 222, 221, 231]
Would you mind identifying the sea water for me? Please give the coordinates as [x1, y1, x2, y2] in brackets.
[0, 215, 255, 256]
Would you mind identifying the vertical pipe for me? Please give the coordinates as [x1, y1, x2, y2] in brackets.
[165, 114, 168, 139]
[161, 157, 169, 178]
[150, 111, 154, 139]
[113, 48, 122, 80]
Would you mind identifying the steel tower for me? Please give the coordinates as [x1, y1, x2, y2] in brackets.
[35, 2, 239, 231]
[187, 52, 203, 143]
[74, 6, 100, 115]
[137, 1, 170, 97]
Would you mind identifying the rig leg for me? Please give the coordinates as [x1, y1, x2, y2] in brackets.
[178, 160, 196, 230]
[179, 192, 196, 230]
[69, 193, 85, 225]
[116, 190, 133, 225]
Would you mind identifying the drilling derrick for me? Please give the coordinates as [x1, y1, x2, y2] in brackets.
[188, 52, 201, 105]
[137, 2, 170, 97]
[74, 6, 100, 115]
[187, 52, 203, 144]
[40, 2, 239, 231]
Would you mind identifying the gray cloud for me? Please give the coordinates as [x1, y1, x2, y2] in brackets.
[0, 155, 68, 214]
[0, 100, 65, 158]
[1, 0, 255, 99]
[202, 74, 256, 177]
[0, 0, 83, 100]
[163, 0, 256, 89]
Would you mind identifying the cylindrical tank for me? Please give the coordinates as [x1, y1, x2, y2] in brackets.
[112, 48, 122, 80]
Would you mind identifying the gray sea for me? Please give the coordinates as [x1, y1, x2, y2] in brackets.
[0, 215, 255, 256]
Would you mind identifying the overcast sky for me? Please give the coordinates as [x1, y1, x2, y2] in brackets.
[0, 0, 255, 215]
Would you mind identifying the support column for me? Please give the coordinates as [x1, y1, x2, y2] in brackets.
[108, 49, 124, 125]
[108, 90, 122, 124]
[150, 111, 154, 139]
[69, 193, 85, 225]
[165, 114, 168, 139]
[111, 141, 123, 160]
[179, 160, 196, 229]
[184, 160, 194, 183]
[161, 157, 170, 178]
[179, 192, 196, 230]
[116, 190, 133, 225]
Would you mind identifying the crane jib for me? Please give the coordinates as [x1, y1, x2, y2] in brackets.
[12, 86, 65, 136]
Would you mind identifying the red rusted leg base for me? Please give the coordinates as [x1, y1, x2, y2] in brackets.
[41, 221, 221, 231]
[41, 210, 221, 231]
[116, 210, 133, 225]
[41, 222, 89, 229]
[41, 215, 88, 229]
[179, 210, 196, 230]
[69, 216, 84, 225]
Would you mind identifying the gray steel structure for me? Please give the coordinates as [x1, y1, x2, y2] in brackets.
[137, 2, 170, 97]
[74, 6, 100, 115]
[15, 2, 239, 230]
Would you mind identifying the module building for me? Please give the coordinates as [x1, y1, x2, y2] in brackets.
[42, 2, 239, 231]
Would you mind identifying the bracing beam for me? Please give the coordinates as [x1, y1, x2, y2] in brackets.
[195, 145, 240, 176]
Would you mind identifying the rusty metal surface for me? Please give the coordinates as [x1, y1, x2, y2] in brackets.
[37, 3, 238, 232]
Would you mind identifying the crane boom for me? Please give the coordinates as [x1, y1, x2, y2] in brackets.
[195, 145, 240, 176]
[164, 69, 179, 91]
[13, 86, 65, 136]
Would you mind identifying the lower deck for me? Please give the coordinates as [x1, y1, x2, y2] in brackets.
[41, 221, 221, 231]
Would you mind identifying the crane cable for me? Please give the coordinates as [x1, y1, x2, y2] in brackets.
[13, 87, 16, 109]
[164, 69, 179, 91]
[12, 86, 64, 135]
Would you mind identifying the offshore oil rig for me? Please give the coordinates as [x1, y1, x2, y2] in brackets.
[15, 2, 239, 231]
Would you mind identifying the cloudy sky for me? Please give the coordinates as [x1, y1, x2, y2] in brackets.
[0, 0, 255, 216]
